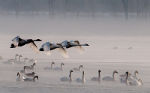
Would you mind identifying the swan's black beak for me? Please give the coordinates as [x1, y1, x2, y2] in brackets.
[10, 44, 16, 48]
[39, 48, 44, 51]
[85, 44, 89, 46]
[36, 39, 42, 41]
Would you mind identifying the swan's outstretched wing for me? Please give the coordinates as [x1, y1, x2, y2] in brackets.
[61, 40, 69, 47]
[42, 42, 51, 51]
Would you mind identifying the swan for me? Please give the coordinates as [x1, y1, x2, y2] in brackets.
[39, 42, 68, 58]
[73, 65, 83, 72]
[122, 72, 143, 86]
[53, 63, 64, 71]
[91, 70, 101, 82]
[24, 63, 36, 71]
[4, 59, 15, 64]
[59, 40, 89, 53]
[22, 76, 38, 82]
[60, 40, 89, 49]
[131, 70, 139, 80]
[18, 55, 23, 62]
[14, 54, 19, 62]
[44, 62, 55, 70]
[10, 36, 42, 52]
[102, 70, 118, 81]
[60, 70, 73, 82]
[16, 72, 22, 81]
[76, 71, 86, 83]
[5, 54, 19, 64]
[120, 70, 139, 83]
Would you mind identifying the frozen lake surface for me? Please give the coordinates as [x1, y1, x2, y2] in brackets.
[0, 60, 149, 93]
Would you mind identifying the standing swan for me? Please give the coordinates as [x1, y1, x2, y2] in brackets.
[91, 70, 101, 82]
[60, 70, 73, 82]
[76, 71, 86, 83]
[102, 70, 118, 81]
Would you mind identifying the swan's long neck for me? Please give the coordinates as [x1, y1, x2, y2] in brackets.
[126, 72, 129, 85]
[69, 72, 72, 82]
[18, 56, 21, 62]
[82, 71, 85, 83]
[112, 72, 116, 80]
[51, 63, 54, 69]
[80, 44, 88, 46]
[98, 72, 101, 81]
[79, 66, 81, 71]
[134, 72, 138, 78]
[61, 64, 63, 70]
[15, 55, 18, 62]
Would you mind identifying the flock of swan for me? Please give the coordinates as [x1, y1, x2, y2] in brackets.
[60, 66, 143, 86]
[9, 36, 143, 86]
[10, 36, 89, 58]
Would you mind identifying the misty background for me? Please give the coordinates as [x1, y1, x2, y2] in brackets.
[0, 0, 150, 61]
[0, 0, 150, 36]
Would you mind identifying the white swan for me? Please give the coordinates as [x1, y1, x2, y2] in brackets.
[91, 70, 101, 82]
[73, 65, 83, 72]
[14, 54, 19, 62]
[60, 70, 73, 82]
[76, 71, 86, 83]
[60, 40, 89, 49]
[102, 70, 118, 81]
[122, 72, 143, 86]
[10, 36, 42, 53]
[59, 40, 89, 53]
[22, 76, 38, 82]
[44, 62, 55, 70]
[131, 70, 139, 80]
[18, 55, 23, 62]
[39, 42, 68, 58]
[16, 72, 22, 81]
[53, 63, 64, 71]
